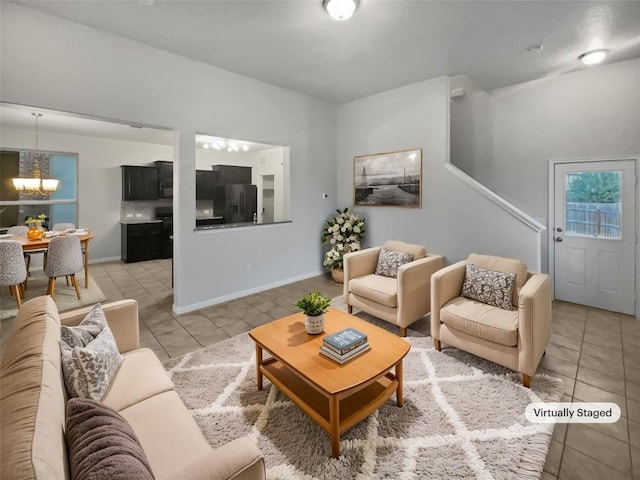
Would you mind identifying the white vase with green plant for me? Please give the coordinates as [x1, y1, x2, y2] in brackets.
[296, 292, 331, 334]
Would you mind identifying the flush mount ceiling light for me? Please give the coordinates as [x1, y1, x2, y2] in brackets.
[578, 48, 609, 65]
[578, 37, 609, 66]
[323, 0, 359, 21]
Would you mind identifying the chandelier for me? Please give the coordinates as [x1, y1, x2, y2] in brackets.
[12, 113, 60, 195]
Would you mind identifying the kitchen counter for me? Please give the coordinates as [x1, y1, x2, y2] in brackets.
[195, 216, 224, 227]
[195, 220, 292, 231]
[120, 219, 162, 224]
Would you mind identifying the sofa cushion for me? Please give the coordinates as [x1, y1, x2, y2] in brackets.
[119, 391, 213, 478]
[467, 254, 527, 307]
[383, 240, 426, 260]
[441, 296, 519, 347]
[375, 248, 414, 278]
[349, 274, 398, 308]
[101, 348, 174, 412]
[461, 263, 516, 311]
[0, 296, 68, 480]
[61, 304, 124, 400]
[66, 397, 154, 480]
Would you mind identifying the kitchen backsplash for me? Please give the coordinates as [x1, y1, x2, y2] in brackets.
[121, 200, 171, 221]
[195, 199, 215, 218]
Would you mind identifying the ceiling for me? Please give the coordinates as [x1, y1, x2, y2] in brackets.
[10, 0, 640, 105]
[4, 1, 640, 146]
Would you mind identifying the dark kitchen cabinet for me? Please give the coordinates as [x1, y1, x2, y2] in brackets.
[154, 161, 173, 198]
[196, 170, 217, 199]
[121, 166, 159, 201]
[211, 165, 251, 185]
[121, 222, 163, 263]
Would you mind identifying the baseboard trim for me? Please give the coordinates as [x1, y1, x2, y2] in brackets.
[172, 269, 327, 315]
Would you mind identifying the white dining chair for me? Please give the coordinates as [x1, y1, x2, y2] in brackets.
[0, 240, 28, 309]
[44, 235, 84, 300]
[52, 223, 75, 231]
[6, 225, 45, 289]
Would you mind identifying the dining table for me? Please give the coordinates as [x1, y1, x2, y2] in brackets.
[8, 230, 96, 288]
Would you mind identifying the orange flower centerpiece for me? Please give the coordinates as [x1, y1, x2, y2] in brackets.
[25, 214, 47, 240]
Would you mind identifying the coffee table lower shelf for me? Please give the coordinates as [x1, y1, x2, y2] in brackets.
[259, 357, 400, 457]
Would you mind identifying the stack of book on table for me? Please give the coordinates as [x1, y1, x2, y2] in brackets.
[320, 328, 370, 364]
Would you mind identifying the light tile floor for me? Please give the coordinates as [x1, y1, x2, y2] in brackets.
[2, 258, 639, 479]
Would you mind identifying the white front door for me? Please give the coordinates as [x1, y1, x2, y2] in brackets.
[553, 160, 636, 315]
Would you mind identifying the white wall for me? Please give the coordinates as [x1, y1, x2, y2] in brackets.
[447, 59, 640, 318]
[1, 3, 337, 312]
[0, 127, 172, 263]
[489, 58, 640, 220]
[336, 77, 542, 269]
[449, 75, 493, 179]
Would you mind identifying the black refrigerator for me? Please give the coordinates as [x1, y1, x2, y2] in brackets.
[213, 184, 257, 223]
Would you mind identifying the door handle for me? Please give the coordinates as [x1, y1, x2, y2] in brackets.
[554, 237, 563, 242]
[556, 227, 563, 233]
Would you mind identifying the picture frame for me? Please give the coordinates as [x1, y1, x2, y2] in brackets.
[353, 148, 422, 208]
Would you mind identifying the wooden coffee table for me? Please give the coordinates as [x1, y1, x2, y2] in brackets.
[248, 307, 410, 457]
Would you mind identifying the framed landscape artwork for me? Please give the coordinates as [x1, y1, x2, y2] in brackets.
[353, 148, 422, 208]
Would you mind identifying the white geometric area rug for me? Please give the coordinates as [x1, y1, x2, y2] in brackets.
[164, 329, 563, 479]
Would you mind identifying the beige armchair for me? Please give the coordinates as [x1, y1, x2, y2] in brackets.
[343, 240, 444, 336]
[430, 253, 551, 387]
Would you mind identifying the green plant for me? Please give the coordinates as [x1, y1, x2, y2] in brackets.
[296, 292, 331, 317]
[321, 208, 366, 270]
[25, 213, 47, 228]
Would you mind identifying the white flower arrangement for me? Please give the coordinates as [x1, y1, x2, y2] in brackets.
[321, 208, 366, 270]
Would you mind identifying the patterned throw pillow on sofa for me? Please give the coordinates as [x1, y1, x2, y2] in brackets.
[461, 263, 516, 310]
[375, 248, 414, 278]
[61, 304, 124, 401]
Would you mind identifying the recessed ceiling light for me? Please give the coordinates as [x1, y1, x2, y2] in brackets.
[323, 0, 359, 21]
[578, 48, 609, 65]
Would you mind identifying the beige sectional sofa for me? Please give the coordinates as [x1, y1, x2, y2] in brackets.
[1, 296, 265, 480]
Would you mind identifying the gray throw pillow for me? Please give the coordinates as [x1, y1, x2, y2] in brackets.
[375, 248, 414, 278]
[66, 397, 155, 480]
[461, 263, 516, 310]
[61, 304, 124, 400]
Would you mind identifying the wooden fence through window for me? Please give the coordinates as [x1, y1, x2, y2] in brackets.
[566, 203, 621, 238]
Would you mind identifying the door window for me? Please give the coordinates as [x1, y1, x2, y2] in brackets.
[565, 170, 622, 240]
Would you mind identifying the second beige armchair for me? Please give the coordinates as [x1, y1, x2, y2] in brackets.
[430, 253, 551, 387]
[343, 240, 444, 336]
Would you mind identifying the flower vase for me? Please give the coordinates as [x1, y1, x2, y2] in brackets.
[331, 268, 344, 284]
[26, 225, 45, 240]
[304, 314, 325, 335]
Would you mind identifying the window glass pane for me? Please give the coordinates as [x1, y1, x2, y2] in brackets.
[565, 170, 621, 239]
[0, 149, 78, 229]
[50, 154, 77, 200]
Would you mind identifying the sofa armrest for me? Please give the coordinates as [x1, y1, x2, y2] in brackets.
[164, 437, 265, 480]
[396, 254, 444, 325]
[343, 247, 382, 300]
[59, 299, 140, 353]
[517, 273, 552, 376]
[430, 260, 467, 337]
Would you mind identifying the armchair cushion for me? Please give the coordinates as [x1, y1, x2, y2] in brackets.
[349, 274, 397, 308]
[441, 296, 519, 347]
[467, 254, 527, 307]
[374, 248, 414, 278]
[461, 263, 516, 311]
